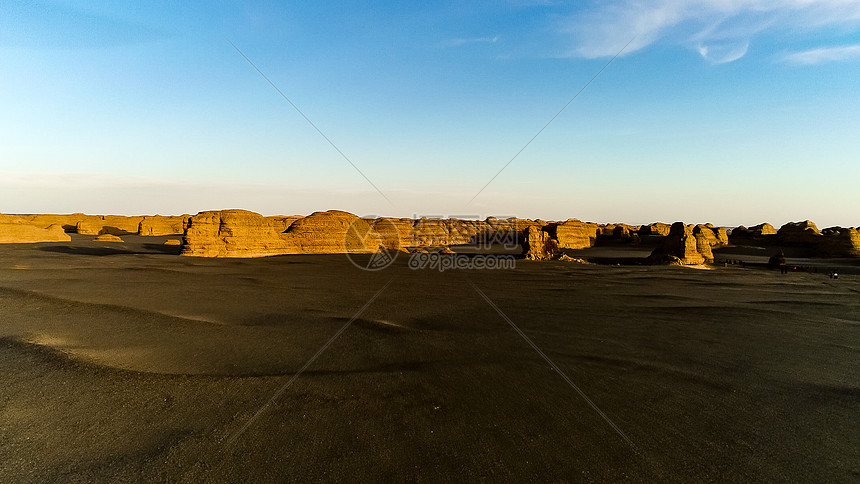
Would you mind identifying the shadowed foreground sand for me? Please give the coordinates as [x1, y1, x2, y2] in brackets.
[1, 235, 858, 482]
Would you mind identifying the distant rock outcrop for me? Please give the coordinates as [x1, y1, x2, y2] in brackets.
[181, 210, 300, 258]
[640, 223, 672, 237]
[732, 223, 778, 239]
[612, 224, 632, 239]
[410, 218, 460, 247]
[286, 210, 383, 254]
[377, 217, 416, 248]
[731, 221, 859, 258]
[378, 217, 534, 249]
[648, 222, 711, 265]
[776, 220, 821, 246]
[181, 209, 387, 257]
[138, 215, 189, 236]
[817, 227, 860, 257]
[26, 213, 89, 232]
[545, 219, 598, 249]
[7, 210, 859, 262]
[180, 210, 550, 258]
[692, 224, 728, 251]
[77, 216, 144, 236]
[693, 226, 715, 262]
[713, 226, 730, 246]
[0, 216, 71, 243]
[522, 226, 560, 261]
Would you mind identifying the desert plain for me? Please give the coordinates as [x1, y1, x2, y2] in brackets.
[0, 216, 858, 482]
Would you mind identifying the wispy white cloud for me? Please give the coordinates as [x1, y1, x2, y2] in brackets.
[698, 41, 750, 63]
[782, 44, 860, 64]
[563, 0, 860, 63]
[443, 35, 500, 47]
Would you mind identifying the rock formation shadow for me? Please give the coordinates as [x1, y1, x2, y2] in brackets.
[38, 244, 180, 256]
[38, 246, 142, 256]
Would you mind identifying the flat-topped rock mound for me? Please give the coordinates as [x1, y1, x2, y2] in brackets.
[286, 210, 382, 254]
[24, 213, 89, 232]
[181, 210, 300, 258]
[0, 216, 71, 243]
[646, 223, 729, 265]
[777, 220, 822, 245]
[544, 219, 599, 249]
[640, 222, 672, 236]
[522, 225, 560, 260]
[138, 215, 189, 236]
[729, 221, 859, 257]
[77, 215, 145, 236]
[817, 226, 860, 257]
[732, 223, 777, 239]
[94, 234, 124, 242]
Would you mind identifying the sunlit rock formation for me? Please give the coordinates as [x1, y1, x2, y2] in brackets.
[648, 222, 709, 265]
[0, 215, 71, 243]
[26, 213, 89, 232]
[818, 227, 860, 257]
[138, 215, 189, 236]
[77, 216, 144, 236]
[640, 222, 672, 236]
[285, 210, 382, 254]
[732, 223, 777, 239]
[522, 226, 560, 261]
[181, 210, 386, 257]
[181, 210, 300, 258]
[544, 219, 599, 249]
[94, 234, 124, 242]
[776, 220, 821, 245]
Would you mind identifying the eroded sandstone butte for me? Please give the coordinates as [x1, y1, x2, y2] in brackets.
[647, 223, 728, 265]
[522, 225, 560, 261]
[818, 227, 860, 257]
[545, 219, 599, 249]
[181, 209, 383, 257]
[732, 223, 777, 239]
[77, 215, 145, 236]
[26, 213, 90, 232]
[0, 215, 71, 243]
[180, 211, 544, 258]
[138, 215, 190, 236]
[730, 221, 860, 258]
[181, 210, 299, 258]
[286, 211, 382, 254]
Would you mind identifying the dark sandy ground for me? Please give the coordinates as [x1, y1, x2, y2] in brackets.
[0, 235, 858, 482]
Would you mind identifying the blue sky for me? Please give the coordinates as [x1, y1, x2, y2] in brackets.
[1, 0, 858, 227]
